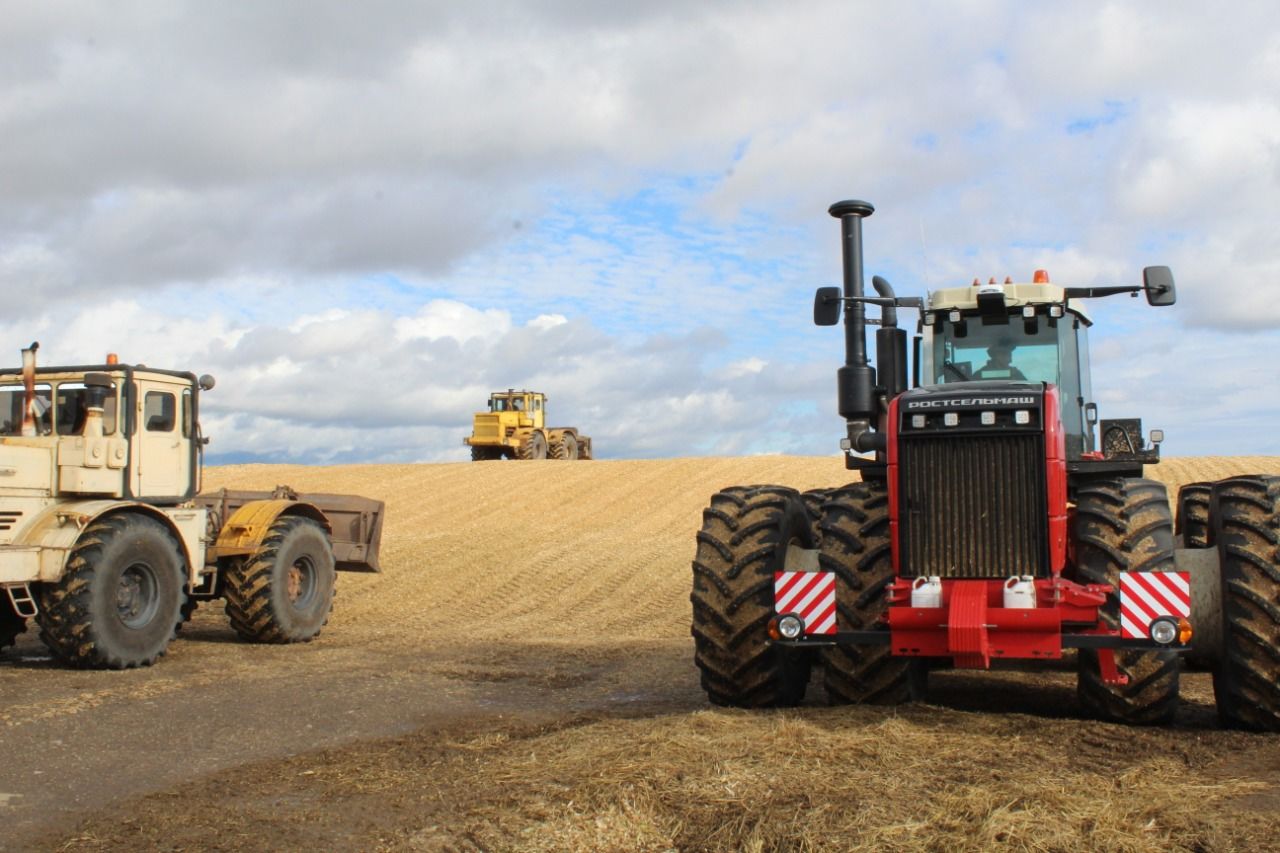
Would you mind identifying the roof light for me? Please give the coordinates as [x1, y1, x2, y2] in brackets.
[1033, 269, 1050, 283]
[1022, 305, 1035, 318]
[1049, 305, 1064, 318]
[1004, 276, 1013, 284]
[106, 353, 119, 365]
[972, 278, 981, 286]
[923, 312, 936, 326]
[949, 309, 961, 323]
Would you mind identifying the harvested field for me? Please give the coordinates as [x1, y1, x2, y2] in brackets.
[3, 455, 1280, 851]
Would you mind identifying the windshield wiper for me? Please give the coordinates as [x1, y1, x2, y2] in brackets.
[943, 360, 969, 382]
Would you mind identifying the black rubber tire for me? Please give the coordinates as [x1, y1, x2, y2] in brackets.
[470, 446, 502, 461]
[1071, 478, 1181, 725]
[1211, 475, 1280, 732]
[224, 517, 336, 643]
[550, 434, 578, 460]
[36, 514, 186, 669]
[1, 596, 26, 655]
[173, 597, 200, 633]
[1177, 481, 1213, 549]
[799, 489, 829, 534]
[690, 485, 817, 707]
[517, 431, 547, 460]
[819, 482, 913, 704]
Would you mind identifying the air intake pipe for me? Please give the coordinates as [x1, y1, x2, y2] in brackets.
[828, 201, 884, 453]
[872, 275, 908, 399]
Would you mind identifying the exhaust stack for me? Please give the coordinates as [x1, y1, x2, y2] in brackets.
[20, 342, 39, 437]
[828, 201, 883, 452]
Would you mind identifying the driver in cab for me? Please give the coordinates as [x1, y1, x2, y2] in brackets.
[973, 342, 1027, 381]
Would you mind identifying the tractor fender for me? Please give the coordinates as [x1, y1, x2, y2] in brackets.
[2, 500, 206, 586]
[207, 499, 332, 562]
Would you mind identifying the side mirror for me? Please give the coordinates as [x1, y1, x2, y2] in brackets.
[198, 374, 216, 391]
[1085, 402, 1099, 427]
[813, 287, 841, 326]
[1142, 266, 1176, 306]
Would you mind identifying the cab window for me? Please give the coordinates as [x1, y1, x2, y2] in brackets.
[0, 384, 52, 435]
[929, 320, 1060, 385]
[54, 382, 118, 435]
[144, 391, 176, 432]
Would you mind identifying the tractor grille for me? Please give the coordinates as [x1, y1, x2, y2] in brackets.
[472, 416, 500, 440]
[898, 434, 1048, 578]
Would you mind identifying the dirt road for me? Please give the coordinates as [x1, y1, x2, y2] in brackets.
[3, 456, 1279, 851]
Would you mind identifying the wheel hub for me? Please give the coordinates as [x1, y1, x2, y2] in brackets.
[287, 556, 316, 610]
[116, 563, 160, 628]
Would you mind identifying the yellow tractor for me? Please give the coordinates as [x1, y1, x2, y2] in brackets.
[464, 389, 592, 461]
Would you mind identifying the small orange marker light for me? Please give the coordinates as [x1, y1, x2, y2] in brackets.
[989, 276, 996, 285]
[1178, 617, 1193, 646]
[767, 617, 782, 641]
[1033, 269, 1050, 283]
[106, 353, 119, 365]
[972, 277, 981, 286]
[1004, 276, 1013, 284]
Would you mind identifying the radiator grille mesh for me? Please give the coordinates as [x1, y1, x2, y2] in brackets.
[898, 434, 1048, 578]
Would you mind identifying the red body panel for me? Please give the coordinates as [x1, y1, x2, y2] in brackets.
[1043, 384, 1068, 574]
[886, 394, 902, 572]
[881, 381, 1101, 666]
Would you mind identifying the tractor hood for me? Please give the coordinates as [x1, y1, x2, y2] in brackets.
[897, 382, 1045, 434]
[0, 439, 55, 495]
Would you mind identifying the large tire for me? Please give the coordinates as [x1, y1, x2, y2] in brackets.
[1177, 481, 1213, 548]
[470, 445, 502, 461]
[224, 517, 336, 643]
[1, 596, 26, 655]
[1211, 475, 1280, 732]
[690, 485, 817, 707]
[36, 514, 186, 669]
[1071, 478, 1181, 725]
[550, 433, 578, 460]
[819, 482, 913, 704]
[517, 431, 547, 460]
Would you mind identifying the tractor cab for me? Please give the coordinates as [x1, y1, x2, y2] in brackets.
[918, 274, 1095, 459]
[486, 390, 545, 428]
[0, 344, 214, 503]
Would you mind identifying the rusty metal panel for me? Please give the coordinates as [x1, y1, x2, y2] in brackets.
[193, 487, 384, 572]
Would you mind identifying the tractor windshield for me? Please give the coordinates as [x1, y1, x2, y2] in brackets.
[928, 321, 1059, 385]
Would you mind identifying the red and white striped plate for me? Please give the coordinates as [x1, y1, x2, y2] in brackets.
[1119, 571, 1191, 640]
[773, 571, 837, 635]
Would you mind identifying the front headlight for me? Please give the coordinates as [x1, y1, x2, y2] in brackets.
[1149, 617, 1179, 645]
[777, 614, 805, 639]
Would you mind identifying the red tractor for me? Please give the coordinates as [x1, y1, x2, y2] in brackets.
[691, 199, 1280, 729]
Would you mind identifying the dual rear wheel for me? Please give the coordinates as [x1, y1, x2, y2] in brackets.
[689, 482, 911, 708]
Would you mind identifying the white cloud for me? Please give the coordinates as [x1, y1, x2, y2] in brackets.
[394, 300, 512, 344]
[1, 2, 1277, 460]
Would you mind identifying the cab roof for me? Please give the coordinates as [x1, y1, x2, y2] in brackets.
[927, 281, 1092, 324]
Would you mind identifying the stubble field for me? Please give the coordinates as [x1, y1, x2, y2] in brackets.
[2, 455, 1279, 851]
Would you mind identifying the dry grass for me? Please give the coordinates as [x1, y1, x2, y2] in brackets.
[32, 455, 1280, 852]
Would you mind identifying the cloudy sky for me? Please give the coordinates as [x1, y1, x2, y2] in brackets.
[2, 1, 1278, 463]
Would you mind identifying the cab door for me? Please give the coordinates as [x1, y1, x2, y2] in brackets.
[132, 377, 192, 498]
